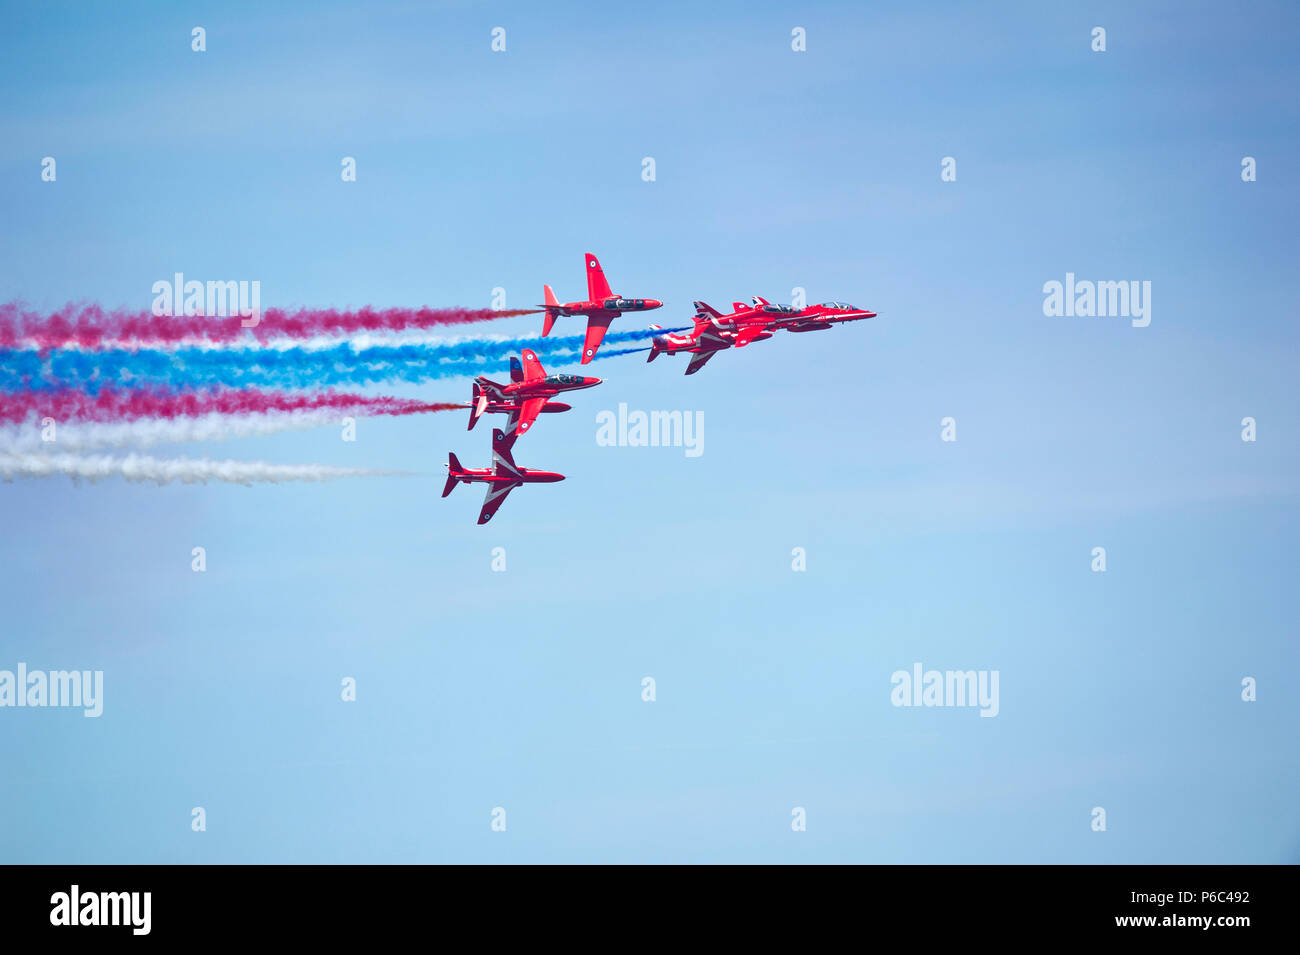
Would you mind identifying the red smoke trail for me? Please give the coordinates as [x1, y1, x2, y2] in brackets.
[0, 387, 461, 425]
[0, 301, 539, 350]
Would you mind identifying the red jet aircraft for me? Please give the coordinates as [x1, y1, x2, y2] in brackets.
[540, 252, 663, 364]
[645, 315, 759, 375]
[735, 296, 877, 333]
[646, 297, 877, 374]
[442, 428, 565, 524]
[468, 348, 601, 436]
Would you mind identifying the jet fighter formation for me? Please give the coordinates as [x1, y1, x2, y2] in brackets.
[444, 252, 876, 522]
[447, 347, 598, 523]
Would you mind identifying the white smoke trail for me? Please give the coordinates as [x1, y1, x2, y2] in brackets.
[0, 410, 352, 453]
[0, 452, 404, 485]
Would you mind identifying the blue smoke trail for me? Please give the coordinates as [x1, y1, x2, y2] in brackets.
[0, 328, 687, 393]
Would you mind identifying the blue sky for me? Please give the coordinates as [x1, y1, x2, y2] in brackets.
[0, 0, 1296, 862]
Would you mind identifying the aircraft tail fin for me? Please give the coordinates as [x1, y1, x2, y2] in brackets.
[542, 285, 560, 336]
[468, 382, 486, 430]
[442, 453, 462, 497]
[645, 324, 662, 363]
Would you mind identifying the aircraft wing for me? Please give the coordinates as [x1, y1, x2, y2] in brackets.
[491, 428, 521, 477]
[580, 315, 614, 364]
[784, 318, 833, 332]
[585, 253, 613, 301]
[477, 480, 521, 524]
[696, 327, 732, 351]
[514, 396, 547, 436]
[519, 349, 546, 382]
[733, 324, 772, 347]
[685, 350, 719, 376]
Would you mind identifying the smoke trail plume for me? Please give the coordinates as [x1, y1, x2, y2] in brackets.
[0, 406, 461, 453]
[0, 387, 457, 425]
[0, 328, 680, 393]
[0, 301, 539, 350]
[0, 452, 404, 485]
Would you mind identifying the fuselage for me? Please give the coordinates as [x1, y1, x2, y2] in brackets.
[501, 373, 601, 399]
[718, 301, 877, 330]
[555, 296, 662, 318]
[764, 302, 876, 329]
[449, 467, 565, 485]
